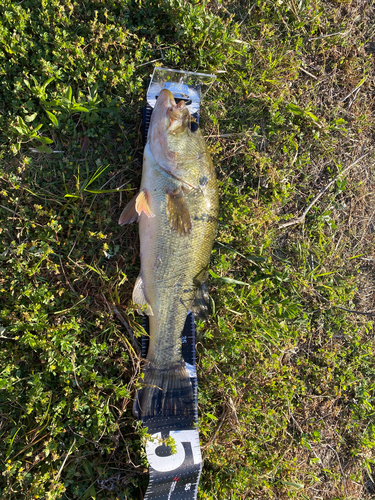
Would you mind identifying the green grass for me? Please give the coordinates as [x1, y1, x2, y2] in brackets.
[1, 0, 375, 498]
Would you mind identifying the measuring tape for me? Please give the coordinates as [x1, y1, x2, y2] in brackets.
[136, 313, 203, 500]
[133, 69, 217, 498]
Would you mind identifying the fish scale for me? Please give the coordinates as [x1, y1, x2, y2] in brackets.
[144, 167, 216, 368]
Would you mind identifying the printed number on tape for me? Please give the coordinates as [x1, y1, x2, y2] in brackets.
[146, 429, 202, 472]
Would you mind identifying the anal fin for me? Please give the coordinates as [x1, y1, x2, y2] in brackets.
[166, 189, 192, 235]
[132, 275, 154, 316]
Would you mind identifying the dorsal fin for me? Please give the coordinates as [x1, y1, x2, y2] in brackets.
[190, 283, 210, 319]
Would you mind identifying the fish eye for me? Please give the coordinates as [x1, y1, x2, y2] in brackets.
[189, 121, 199, 132]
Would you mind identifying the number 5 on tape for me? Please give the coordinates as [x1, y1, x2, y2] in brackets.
[146, 429, 202, 472]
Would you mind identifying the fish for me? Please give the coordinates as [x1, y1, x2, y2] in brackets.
[119, 88, 219, 422]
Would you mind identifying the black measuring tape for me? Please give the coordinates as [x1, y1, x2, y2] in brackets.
[133, 94, 203, 499]
[137, 313, 203, 500]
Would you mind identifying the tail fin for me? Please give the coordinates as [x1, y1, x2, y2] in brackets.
[133, 362, 194, 422]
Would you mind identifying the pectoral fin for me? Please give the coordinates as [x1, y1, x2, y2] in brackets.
[118, 190, 155, 226]
[119, 194, 139, 225]
[132, 275, 154, 316]
[166, 189, 192, 235]
[135, 190, 155, 218]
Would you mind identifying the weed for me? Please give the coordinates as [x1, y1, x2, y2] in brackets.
[1, 0, 375, 499]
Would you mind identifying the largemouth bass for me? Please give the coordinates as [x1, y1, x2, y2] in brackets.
[119, 89, 218, 421]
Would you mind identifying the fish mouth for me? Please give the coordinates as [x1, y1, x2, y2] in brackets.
[168, 100, 188, 119]
[157, 89, 189, 121]
[157, 88, 176, 108]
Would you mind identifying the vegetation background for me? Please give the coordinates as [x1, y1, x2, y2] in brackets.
[1, 0, 375, 498]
